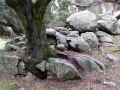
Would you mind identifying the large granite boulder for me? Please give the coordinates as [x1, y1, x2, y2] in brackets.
[72, 55, 106, 72]
[46, 58, 81, 81]
[67, 36, 92, 54]
[97, 20, 120, 35]
[81, 32, 99, 49]
[97, 14, 120, 34]
[0, 54, 20, 77]
[66, 10, 97, 32]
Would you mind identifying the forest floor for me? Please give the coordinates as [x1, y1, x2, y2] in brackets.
[0, 35, 120, 90]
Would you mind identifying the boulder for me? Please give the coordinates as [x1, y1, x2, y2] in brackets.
[55, 27, 70, 35]
[18, 60, 27, 75]
[46, 28, 56, 36]
[0, 54, 20, 77]
[97, 20, 120, 35]
[56, 44, 65, 51]
[67, 31, 79, 37]
[2, 44, 22, 52]
[98, 14, 118, 23]
[55, 32, 68, 47]
[72, 55, 106, 72]
[46, 58, 81, 81]
[36, 60, 46, 72]
[55, 50, 69, 59]
[67, 36, 92, 54]
[66, 10, 97, 32]
[100, 37, 114, 44]
[81, 32, 99, 48]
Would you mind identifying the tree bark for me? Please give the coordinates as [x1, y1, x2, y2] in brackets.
[5, 0, 52, 79]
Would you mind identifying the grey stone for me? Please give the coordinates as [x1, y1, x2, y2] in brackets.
[67, 36, 92, 54]
[103, 81, 116, 87]
[95, 30, 113, 39]
[55, 27, 70, 35]
[72, 55, 106, 72]
[46, 58, 81, 81]
[18, 60, 27, 75]
[55, 50, 69, 59]
[97, 20, 120, 35]
[2, 44, 22, 52]
[99, 47, 105, 55]
[106, 54, 119, 61]
[81, 32, 99, 48]
[46, 28, 56, 36]
[55, 32, 68, 47]
[67, 31, 79, 37]
[100, 37, 114, 44]
[0, 54, 20, 77]
[36, 60, 46, 72]
[101, 42, 116, 47]
[66, 10, 97, 32]
[15, 41, 26, 47]
[98, 14, 118, 23]
[56, 44, 65, 51]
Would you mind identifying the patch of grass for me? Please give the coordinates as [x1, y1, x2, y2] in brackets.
[0, 77, 14, 90]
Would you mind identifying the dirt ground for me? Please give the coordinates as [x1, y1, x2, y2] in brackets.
[1, 35, 120, 90]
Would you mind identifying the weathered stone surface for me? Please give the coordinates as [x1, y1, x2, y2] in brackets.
[2, 44, 21, 52]
[55, 27, 70, 35]
[56, 44, 65, 51]
[95, 30, 113, 39]
[101, 42, 116, 47]
[67, 31, 79, 37]
[55, 50, 69, 59]
[66, 10, 97, 32]
[0, 54, 20, 77]
[98, 14, 118, 23]
[46, 58, 81, 81]
[55, 32, 68, 47]
[100, 37, 114, 44]
[106, 54, 119, 61]
[67, 36, 92, 54]
[18, 60, 27, 75]
[36, 60, 46, 72]
[72, 55, 106, 72]
[46, 28, 56, 36]
[81, 32, 99, 48]
[97, 20, 120, 34]
[95, 30, 115, 46]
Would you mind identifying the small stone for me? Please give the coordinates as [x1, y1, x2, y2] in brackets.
[56, 44, 65, 51]
[106, 54, 119, 61]
[103, 81, 116, 87]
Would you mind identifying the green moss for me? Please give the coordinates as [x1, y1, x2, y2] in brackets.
[44, 41, 54, 60]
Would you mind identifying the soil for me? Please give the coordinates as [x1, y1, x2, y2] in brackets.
[4, 35, 120, 90]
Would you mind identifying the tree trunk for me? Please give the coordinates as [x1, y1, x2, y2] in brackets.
[5, 0, 52, 79]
